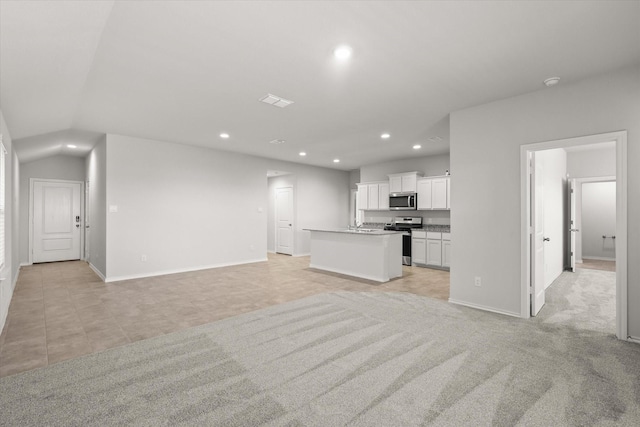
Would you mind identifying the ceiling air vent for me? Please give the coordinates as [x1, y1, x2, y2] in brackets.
[269, 139, 286, 145]
[259, 93, 294, 108]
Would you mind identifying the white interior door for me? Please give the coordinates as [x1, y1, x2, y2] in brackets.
[531, 155, 546, 316]
[568, 179, 577, 272]
[32, 180, 82, 263]
[275, 187, 293, 255]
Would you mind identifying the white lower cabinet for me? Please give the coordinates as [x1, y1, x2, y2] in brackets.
[442, 233, 451, 268]
[426, 232, 442, 266]
[411, 230, 426, 265]
[412, 230, 450, 269]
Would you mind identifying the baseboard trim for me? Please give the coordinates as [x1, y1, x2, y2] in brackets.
[448, 298, 521, 318]
[20, 262, 31, 267]
[294, 252, 310, 257]
[104, 257, 268, 283]
[88, 263, 106, 282]
[582, 256, 616, 262]
[627, 336, 640, 345]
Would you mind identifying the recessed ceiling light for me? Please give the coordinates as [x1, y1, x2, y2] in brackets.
[544, 77, 561, 87]
[299, 152, 307, 156]
[66, 144, 77, 148]
[219, 133, 229, 139]
[413, 144, 422, 150]
[333, 159, 340, 163]
[381, 133, 391, 139]
[333, 45, 352, 60]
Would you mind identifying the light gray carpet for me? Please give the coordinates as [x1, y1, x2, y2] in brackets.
[538, 268, 616, 334]
[1, 289, 639, 426]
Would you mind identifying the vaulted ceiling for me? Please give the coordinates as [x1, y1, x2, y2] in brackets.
[2, 1, 639, 167]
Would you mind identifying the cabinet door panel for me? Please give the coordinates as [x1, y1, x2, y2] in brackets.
[426, 239, 443, 266]
[357, 184, 368, 210]
[368, 184, 379, 210]
[378, 183, 389, 210]
[402, 174, 417, 192]
[432, 178, 448, 209]
[446, 177, 451, 209]
[442, 240, 451, 267]
[412, 238, 426, 265]
[389, 176, 402, 193]
[417, 179, 432, 209]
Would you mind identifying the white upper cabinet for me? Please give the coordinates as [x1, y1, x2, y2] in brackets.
[378, 182, 390, 210]
[417, 176, 450, 210]
[357, 181, 389, 210]
[388, 172, 421, 193]
[367, 183, 379, 209]
[356, 184, 368, 210]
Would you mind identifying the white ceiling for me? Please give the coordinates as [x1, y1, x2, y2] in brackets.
[2, 1, 639, 168]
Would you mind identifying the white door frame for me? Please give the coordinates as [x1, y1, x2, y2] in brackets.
[29, 178, 85, 265]
[520, 131, 627, 340]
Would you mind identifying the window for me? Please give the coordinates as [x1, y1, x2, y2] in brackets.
[0, 141, 5, 269]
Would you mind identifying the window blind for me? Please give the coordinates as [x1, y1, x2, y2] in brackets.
[0, 142, 6, 270]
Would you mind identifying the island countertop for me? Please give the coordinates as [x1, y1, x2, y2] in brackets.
[306, 229, 403, 282]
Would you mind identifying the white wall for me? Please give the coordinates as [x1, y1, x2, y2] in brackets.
[567, 146, 616, 178]
[450, 65, 640, 337]
[537, 148, 567, 288]
[582, 182, 617, 260]
[104, 134, 349, 280]
[18, 155, 86, 264]
[86, 137, 107, 277]
[0, 110, 18, 335]
[349, 169, 360, 190]
[360, 154, 450, 182]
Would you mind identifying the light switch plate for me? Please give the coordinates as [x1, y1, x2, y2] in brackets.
[109, 205, 118, 213]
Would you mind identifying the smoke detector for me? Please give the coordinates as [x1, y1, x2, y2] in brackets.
[259, 93, 294, 108]
[544, 77, 561, 87]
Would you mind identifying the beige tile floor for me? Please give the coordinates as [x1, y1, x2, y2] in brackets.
[0, 253, 449, 378]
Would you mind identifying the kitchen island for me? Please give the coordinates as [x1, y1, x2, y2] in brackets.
[305, 228, 403, 282]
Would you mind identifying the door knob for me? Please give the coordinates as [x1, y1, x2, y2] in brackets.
[543, 237, 550, 242]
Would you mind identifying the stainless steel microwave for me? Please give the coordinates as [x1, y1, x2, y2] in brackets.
[389, 193, 417, 210]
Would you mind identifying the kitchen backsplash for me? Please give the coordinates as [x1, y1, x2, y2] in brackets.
[362, 222, 450, 232]
[362, 211, 450, 226]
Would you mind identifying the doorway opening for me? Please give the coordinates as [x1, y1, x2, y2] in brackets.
[520, 131, 627, 340]
[29, 178, 84, 264]
[267, 170, 294, 256]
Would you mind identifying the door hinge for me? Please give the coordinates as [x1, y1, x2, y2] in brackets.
[529, 286, 534, 295]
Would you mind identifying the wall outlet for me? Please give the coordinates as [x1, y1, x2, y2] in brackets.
[474, 276, 482, 287]
[141, 254, 147, 262]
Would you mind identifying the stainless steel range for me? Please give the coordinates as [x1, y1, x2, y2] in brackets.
[384, 217, 423, 265]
